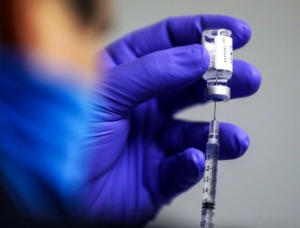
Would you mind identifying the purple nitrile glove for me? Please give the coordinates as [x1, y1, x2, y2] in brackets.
[79, 15, 261, 227]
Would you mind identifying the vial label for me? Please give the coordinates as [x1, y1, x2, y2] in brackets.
[215, 36, 233, 72]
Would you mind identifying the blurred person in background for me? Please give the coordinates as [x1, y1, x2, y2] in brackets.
[0, 0, 261, 227]
[0, 0, 112, 225]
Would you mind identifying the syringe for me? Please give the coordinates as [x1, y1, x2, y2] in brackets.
[201, 103, 219, 228]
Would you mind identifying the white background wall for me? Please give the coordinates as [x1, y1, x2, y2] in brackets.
[110, 1, 300, 227]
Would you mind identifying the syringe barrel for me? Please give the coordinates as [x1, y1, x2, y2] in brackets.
[203, 120, 219, 204]
[202, 141, 219, 204]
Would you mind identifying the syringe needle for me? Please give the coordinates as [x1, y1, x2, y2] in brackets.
[213, 101, 217, 120]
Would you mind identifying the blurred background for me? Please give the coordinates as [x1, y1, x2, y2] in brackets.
[109, 1, 300, 227]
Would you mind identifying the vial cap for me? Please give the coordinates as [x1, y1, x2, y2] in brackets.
[204, 85, 230, 102]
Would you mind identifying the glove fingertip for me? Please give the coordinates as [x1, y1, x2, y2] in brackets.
[235, 130, 250, 158]
[178, 148, 205, 184]
[230, 60, 262, 99]
[247, 65, 262, 96]
[218, 123, 251, 160]
[234, 19, 252, 48]
[159, 148, 205, 202]
[178, 44, 210, 76]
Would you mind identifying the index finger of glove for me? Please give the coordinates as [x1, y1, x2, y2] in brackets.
[158, 120, 250, 160]
[106, 14, 251, 64]
[94, 44, 209, 121]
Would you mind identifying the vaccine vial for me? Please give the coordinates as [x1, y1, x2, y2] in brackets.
[202, 29, 233, 102]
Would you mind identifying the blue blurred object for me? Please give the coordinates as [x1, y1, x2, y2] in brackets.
[79, 14, 261, 227]
[0, 46, 88, 219]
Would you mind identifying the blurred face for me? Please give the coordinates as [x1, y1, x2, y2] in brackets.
[1, 0, 113, 83]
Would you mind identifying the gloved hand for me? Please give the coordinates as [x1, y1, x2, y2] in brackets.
[80, 15, 261, 227]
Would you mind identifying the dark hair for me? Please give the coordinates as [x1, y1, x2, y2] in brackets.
[69, 0, 99, 24]
[0, 1, 14, 44]
[0, 0, 111, 44]
[68, 0, 111, 32]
